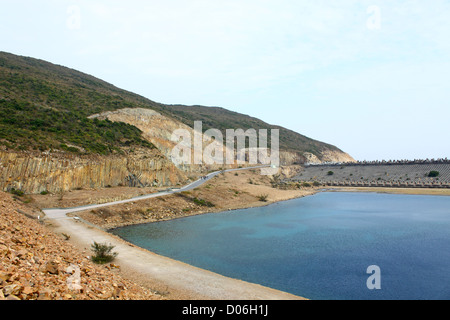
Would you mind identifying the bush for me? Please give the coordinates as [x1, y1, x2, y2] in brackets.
[10, 188, 24, 197]
[192, 198, 215, 207]
[327, 171, 334, 176]
[257, 194, 269, 202]
[90, 242, 118, 264]
[428, 171, 440, 177]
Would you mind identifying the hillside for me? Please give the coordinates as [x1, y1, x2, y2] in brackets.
[0, 51, 352, 161]
[0, 51, 354, 194]
[0, 52, 157, 155]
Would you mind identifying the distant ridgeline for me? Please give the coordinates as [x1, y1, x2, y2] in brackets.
[0, 51, 353, 163]
[290, 158, 450, 189]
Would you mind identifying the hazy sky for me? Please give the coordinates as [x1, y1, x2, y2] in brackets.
[1, 0, 449, 161]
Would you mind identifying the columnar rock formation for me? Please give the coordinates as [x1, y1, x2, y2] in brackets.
[0, 149, 188, 194]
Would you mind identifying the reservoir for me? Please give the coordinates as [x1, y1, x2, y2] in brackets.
[111, 192, 450, 300]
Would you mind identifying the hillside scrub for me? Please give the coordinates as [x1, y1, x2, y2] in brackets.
[0, 98, 154, 154]
[0, 51, 349, 161]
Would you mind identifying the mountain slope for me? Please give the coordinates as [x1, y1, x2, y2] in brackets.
[0, 51, 353, 162]
[163, 104, 343, 157]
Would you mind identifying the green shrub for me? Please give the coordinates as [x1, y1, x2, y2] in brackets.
[10, 188, 24, 197]
[192, 198, 215, 207]
[428, 171, 440, 177]
[327, 171, 334, 176]
[257, 194, 269, 202]
[90, 242, 118, 264]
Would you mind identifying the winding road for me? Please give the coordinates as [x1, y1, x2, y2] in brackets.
[42, 165, 269, 219]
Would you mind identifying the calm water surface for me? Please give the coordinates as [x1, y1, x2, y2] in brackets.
[111, 192, 450, 300]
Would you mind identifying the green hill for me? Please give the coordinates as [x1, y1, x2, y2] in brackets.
[0, 51, 347, 159]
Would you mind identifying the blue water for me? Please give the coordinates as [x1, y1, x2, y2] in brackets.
[111, 192, 450, 300]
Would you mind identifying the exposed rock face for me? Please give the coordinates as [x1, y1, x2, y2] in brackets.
[90, 108, 355, 167]
[280, 151, 307, 166]
[0, 148, 188, 194]
[319, 150, 355, 163]
[303, 150, 355, 164]
[90, 108, 193, 164]
[90, 108, 240, 173]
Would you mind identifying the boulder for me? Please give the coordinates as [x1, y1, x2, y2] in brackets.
[43, 261, 59, 275]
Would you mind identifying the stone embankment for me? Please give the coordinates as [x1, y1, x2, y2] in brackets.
[292, 163, 450, 188]
[0, 191, 164, 300]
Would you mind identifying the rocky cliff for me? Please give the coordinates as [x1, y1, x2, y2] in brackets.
[90, 108, 244, 173]
[90, 107, 355, 167]
[303, 150, 355, 164]
[0, 148, 188, 194]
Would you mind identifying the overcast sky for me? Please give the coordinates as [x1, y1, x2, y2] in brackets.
[1, 0, 449, 161]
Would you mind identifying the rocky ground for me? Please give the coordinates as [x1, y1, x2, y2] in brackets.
[0, 191, 165, 300]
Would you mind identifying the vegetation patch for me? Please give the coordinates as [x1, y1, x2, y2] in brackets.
[0, 98, 155, 155]
[428, 171, 440, 177]
[90, 242, 118, 264]
[192, 197, 215, 207]
[257, 194, 269, 202]
[9, 188, 24, 197]
[176, 192, 215, 207]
